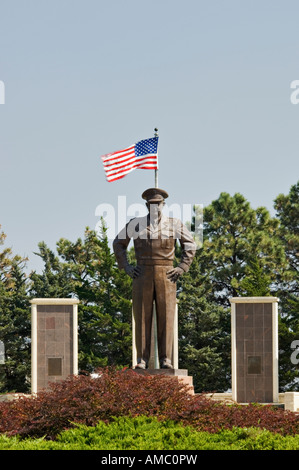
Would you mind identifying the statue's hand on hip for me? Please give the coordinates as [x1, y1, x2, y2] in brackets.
[166, 267, 184, 283]
[125, 265, 142, 279]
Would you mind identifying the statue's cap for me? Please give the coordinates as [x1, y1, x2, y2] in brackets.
[142, 188, 169, 203]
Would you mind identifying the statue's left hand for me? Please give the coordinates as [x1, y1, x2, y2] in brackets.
[125, 264, 142, 279]
[166, 267, 184, 283]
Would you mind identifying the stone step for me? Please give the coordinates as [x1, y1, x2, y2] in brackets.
[131, 368, 194, 394]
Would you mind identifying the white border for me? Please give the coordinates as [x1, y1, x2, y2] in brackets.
[230, 301, 237, 401]
[73, 303, 78, 376]
[30, 298, 79, 305]
[31, 303, 37, 394]
[230, 297, 279, 303]
[272, 300, 279, 402]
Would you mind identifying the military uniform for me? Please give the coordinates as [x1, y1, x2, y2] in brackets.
[113, 188, 196, 369]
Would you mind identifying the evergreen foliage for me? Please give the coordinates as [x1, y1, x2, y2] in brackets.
[274, 182, 299, 390]
[1, 416, 299, 450]
[177, 251, 231, 392]
[198, 192, 285, 305]
[0, 227, 31, 392]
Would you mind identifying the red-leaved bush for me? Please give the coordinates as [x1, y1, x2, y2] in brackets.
[0, 367, 298, 439]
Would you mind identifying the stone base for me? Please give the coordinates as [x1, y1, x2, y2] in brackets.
[205, 392, 299, 412]
[132, 368, 194, 394]
[279, 392, 299, 412]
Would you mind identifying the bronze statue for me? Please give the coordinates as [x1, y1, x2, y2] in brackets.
[113, 188, 196, 369]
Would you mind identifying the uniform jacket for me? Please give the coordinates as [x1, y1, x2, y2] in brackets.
[113, 214, 196, 272]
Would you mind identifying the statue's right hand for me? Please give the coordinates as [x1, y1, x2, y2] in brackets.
[125, 265, 141, 279]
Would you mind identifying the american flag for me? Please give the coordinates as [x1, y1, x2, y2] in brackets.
[101, 136, 158, 182]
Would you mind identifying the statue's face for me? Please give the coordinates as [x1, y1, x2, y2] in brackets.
[147, 201, 164, 218]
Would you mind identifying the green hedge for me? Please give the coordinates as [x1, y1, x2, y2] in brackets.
[0, 416, 299, 450]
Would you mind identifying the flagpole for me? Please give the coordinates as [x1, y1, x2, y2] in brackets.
[154, 128, 158, 188]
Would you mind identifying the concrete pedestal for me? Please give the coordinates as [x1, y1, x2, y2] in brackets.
[133, 368, 194, 394]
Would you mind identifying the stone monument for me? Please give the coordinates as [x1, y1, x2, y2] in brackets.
[230, 297, 279, 403]
[113, 188, 196, 388]
[30, 298, 79, 393]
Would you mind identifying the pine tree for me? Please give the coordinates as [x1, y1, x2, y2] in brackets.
[30, 241, 74, 298]
[0, 227, 31, 392]
[177, 251, 231, 392]
[274, 181, 299, 391]
[239, 257, 271, 296]
[199, 192, 285, 305]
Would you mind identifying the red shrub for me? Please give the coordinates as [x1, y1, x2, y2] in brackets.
[0, 367, 298, 439]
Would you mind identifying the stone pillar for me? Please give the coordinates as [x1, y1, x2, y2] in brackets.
[230, 297, 279, 403]
[30, 298, 79, 394]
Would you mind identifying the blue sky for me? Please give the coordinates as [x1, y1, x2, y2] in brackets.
[0, 0, 299, 272]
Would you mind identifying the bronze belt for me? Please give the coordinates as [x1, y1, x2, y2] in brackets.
[137, 259, 173, 266]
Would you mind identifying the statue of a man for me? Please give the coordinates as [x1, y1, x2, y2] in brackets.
[113, 188, 196, 369]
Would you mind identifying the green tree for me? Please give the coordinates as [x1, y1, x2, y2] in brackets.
[0, 227, 31, 392]
[239, 257, 271, 297]
[30, 241, 75, 298]
[177, 251, 231, 392]
[274, 182, 299, 391]
[199, 192, 285, 305]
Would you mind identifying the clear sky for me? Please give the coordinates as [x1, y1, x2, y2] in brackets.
[0, 0, 299, 273]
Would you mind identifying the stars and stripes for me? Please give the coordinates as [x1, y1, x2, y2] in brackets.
[101, 136, 158, 182]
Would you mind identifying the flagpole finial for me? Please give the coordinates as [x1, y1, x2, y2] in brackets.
[154, 128, 159, 188]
